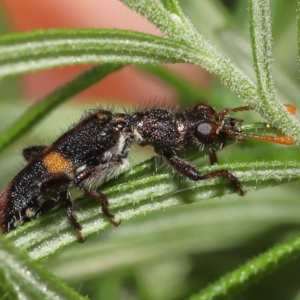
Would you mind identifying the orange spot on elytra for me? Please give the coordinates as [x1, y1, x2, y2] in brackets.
[43, 152, 74, 174]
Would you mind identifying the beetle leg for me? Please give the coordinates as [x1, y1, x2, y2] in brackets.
[63, 191, 85, 243]
[74, 168, 120, 227]
[157, 148, 244, 196]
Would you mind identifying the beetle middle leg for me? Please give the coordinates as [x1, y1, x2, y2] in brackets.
[74, 168, 120, 227]
[82, 187, 120, 227]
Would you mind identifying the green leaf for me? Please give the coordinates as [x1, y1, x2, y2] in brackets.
[248, 0, 300, 142]
[0, 235, 87, 300]
[0, 267, 18, 300]
[122, 0, 256, 97]
[161, 0, 185, 20]
[248, 0, 275, 101]
[0, 29, 186, 77]
[298, 0, 300, 74]
[189, 234, 300, 300]
[181, 1, 300, 112]
[7, 159, 300, 260]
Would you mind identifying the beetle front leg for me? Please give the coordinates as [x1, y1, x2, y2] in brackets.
[158, 148, 244, 196]
[209, 151, 218, 165]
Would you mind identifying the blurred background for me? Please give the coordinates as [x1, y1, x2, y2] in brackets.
[1, 0, 209, 104]
[1, 0, 300, 299]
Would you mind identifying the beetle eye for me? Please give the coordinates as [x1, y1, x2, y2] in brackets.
[197, 122, 213, 136]
[196, 122, 219, 142]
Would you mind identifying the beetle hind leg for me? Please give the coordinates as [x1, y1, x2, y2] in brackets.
[62, 194, 84, 243]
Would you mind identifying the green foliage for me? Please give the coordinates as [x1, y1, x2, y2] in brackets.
[0, 0, 300, 299]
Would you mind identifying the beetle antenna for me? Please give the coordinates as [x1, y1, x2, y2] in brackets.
[237, 132, 295, 145]
[229, 104, 297, 145]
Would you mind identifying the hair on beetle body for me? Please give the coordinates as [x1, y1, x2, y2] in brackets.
[0, 103, 295, 242]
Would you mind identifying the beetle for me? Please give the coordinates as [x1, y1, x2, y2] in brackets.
[0, 103, 295, 242]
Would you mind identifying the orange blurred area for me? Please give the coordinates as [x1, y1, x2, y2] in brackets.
[1, 0, 209, 105]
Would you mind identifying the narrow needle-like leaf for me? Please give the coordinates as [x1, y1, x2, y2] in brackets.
[248, 0, 300, 140]
[189, 235, 300, 300]
[0, 235, 87, 300]
[7, 159, 300, 260]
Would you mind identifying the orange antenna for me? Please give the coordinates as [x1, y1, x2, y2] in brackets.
[237, 132, 295, 145]
[284, 104, 297, 116]
[228, 103, 296, 145]
[229, 104, 296, 115]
